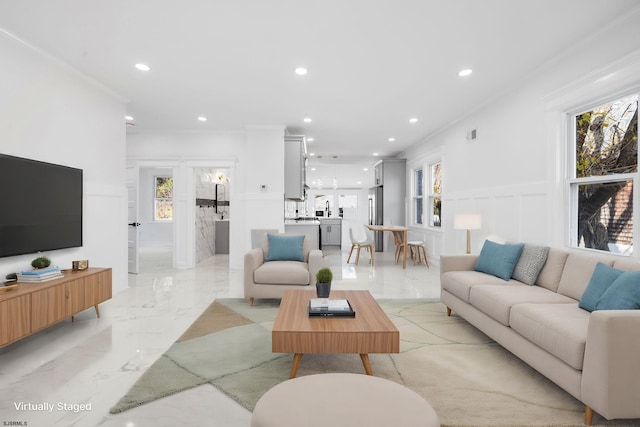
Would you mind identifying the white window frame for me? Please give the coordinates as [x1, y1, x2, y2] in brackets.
[428, 161, 442, 228]
[411, 158, 443, 230]
[412, 168, 424, 226]
[154, 175, 173, 222]
[566, 93, 638, 255]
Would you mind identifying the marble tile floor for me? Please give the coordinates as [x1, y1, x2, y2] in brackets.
[0, 246, 442, 427]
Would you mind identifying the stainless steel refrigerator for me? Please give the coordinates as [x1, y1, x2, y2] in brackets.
[368, 186, 384, 251]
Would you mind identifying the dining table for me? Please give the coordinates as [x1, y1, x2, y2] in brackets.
[365, 224, 410, 269]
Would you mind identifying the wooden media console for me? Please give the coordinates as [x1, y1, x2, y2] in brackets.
[0, 267, 112, 348]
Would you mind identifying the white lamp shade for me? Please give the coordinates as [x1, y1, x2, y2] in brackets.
[453, 214, 481, 230]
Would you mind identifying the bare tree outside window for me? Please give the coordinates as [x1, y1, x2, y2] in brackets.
[430, 162, 442, 227]
[573, 94, 637, 254]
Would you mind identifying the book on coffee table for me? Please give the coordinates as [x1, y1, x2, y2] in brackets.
[309, 298, 355, 317]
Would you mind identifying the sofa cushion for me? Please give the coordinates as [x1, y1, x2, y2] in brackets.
[612, 259, 640, 271]
[441, 271, 514, 303]
[254, 261, 310, 285]
[578, 262, 623, 312]
[469, 284, 576, 326]
[512, 244, 550, 285]
[265, 234, 305, 262]
[535, 248, 569, 292]
[557, 253, 614, 301]
[474, 240, 525, 281]
[510, 303, 589, 370]
[595, 270, 640, 310]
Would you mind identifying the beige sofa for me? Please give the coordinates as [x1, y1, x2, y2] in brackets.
[244, 233, 327, 305]
[440, 248, 640, 425]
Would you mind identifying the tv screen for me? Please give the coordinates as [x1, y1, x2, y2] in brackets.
[0, 154, 83, 258]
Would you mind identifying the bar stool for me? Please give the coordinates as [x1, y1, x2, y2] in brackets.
[408, 241, 429, 267]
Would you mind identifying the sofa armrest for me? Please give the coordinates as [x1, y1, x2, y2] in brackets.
[308, 249, 328, 286]
[244, 248, 265, 287]
[582, 310, 640, 420]
[440, 255, 479, 277]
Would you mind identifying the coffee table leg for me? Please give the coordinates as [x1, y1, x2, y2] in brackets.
[360, 354, 373, 375]
[290, 353, 303, 379]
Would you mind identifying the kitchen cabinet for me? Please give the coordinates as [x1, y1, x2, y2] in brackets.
[320, 218, 342, 247]
[285, 135, 307, 200]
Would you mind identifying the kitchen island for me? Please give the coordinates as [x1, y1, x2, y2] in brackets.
[284, 218, 320, 250]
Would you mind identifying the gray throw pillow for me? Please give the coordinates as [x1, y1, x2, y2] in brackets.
[512, 244, 550, 285]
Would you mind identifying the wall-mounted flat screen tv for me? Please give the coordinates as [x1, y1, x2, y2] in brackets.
[0, 154, 83, 258]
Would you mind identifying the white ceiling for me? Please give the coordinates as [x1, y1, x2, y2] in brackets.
[1, 0, 637, 189]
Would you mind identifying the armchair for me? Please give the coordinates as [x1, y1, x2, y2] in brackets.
[244, 233, 327, 305]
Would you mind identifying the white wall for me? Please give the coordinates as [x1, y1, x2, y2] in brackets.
[126, 126, 285, 269]
[401, 9, 640, 258]
[0, 31, 128, 291]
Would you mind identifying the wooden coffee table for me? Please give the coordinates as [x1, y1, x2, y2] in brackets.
[272, 290, 399, 378]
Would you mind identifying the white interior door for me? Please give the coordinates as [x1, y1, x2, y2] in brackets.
[126, 164, 140, 274]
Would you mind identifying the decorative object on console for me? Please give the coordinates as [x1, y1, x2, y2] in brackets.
[72, 260, 89, 271]
[315, 267, 333, 298]
[17, 265, 63, 282]
[453, 214, 481, 254]
[31, 256, 51, 269]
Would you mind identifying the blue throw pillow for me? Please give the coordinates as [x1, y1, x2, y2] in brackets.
[266, 234, 305, 262]
[474, 240, 525, 281]
[578, 262, 623, 312]
[594, 270, 640, 310]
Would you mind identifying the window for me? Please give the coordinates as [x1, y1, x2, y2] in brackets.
[154, 176, 173, 221]
[413, 168, 424, 225]
[412, 161, 442, 228]
[429, 162, 442, 227]
[569, 94, 638, 255]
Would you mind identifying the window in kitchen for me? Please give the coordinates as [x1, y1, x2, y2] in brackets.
[154, 176, 173, 221]
[314, 194, 335, 216]
[569, 93, 638, 255]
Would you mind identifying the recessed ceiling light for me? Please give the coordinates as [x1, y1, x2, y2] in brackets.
[409, 118, 418, 124]
[135, 63, 151, 71]
[307, 138, 314, 142]
[388, 137, 395, 142]
[304, 117, 312, 123]
[363, 168, 369, 171]
[373, 152, 379, 156]
[309, 152, 315, 156]
[125, 115, 134, 121]
[295, 67, 308, 75]
[311, 167, 316, 171]
[197, 116, 207, 122]
[357, 181, 362, 185]
[458, 69, 473, 77]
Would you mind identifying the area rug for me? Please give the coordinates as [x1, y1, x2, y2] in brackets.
[110, 298, 638, 426]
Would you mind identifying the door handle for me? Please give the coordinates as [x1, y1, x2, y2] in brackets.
[128, 222, 141, 227]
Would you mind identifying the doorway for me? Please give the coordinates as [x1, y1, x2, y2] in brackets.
[137, 166, 174, 272]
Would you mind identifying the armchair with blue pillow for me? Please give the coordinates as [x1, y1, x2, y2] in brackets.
[244, 233, 328, 305]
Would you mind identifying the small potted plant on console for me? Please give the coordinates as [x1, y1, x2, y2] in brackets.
[31, 256, 51, 269]
[315, 267, 333, 298]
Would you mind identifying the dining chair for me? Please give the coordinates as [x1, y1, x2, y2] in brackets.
[347, 226, 375, 265]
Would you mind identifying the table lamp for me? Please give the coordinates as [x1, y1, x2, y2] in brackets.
[453, 214, 482, 254]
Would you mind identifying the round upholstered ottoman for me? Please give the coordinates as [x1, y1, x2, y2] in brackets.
[251, 373, 439, 427]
